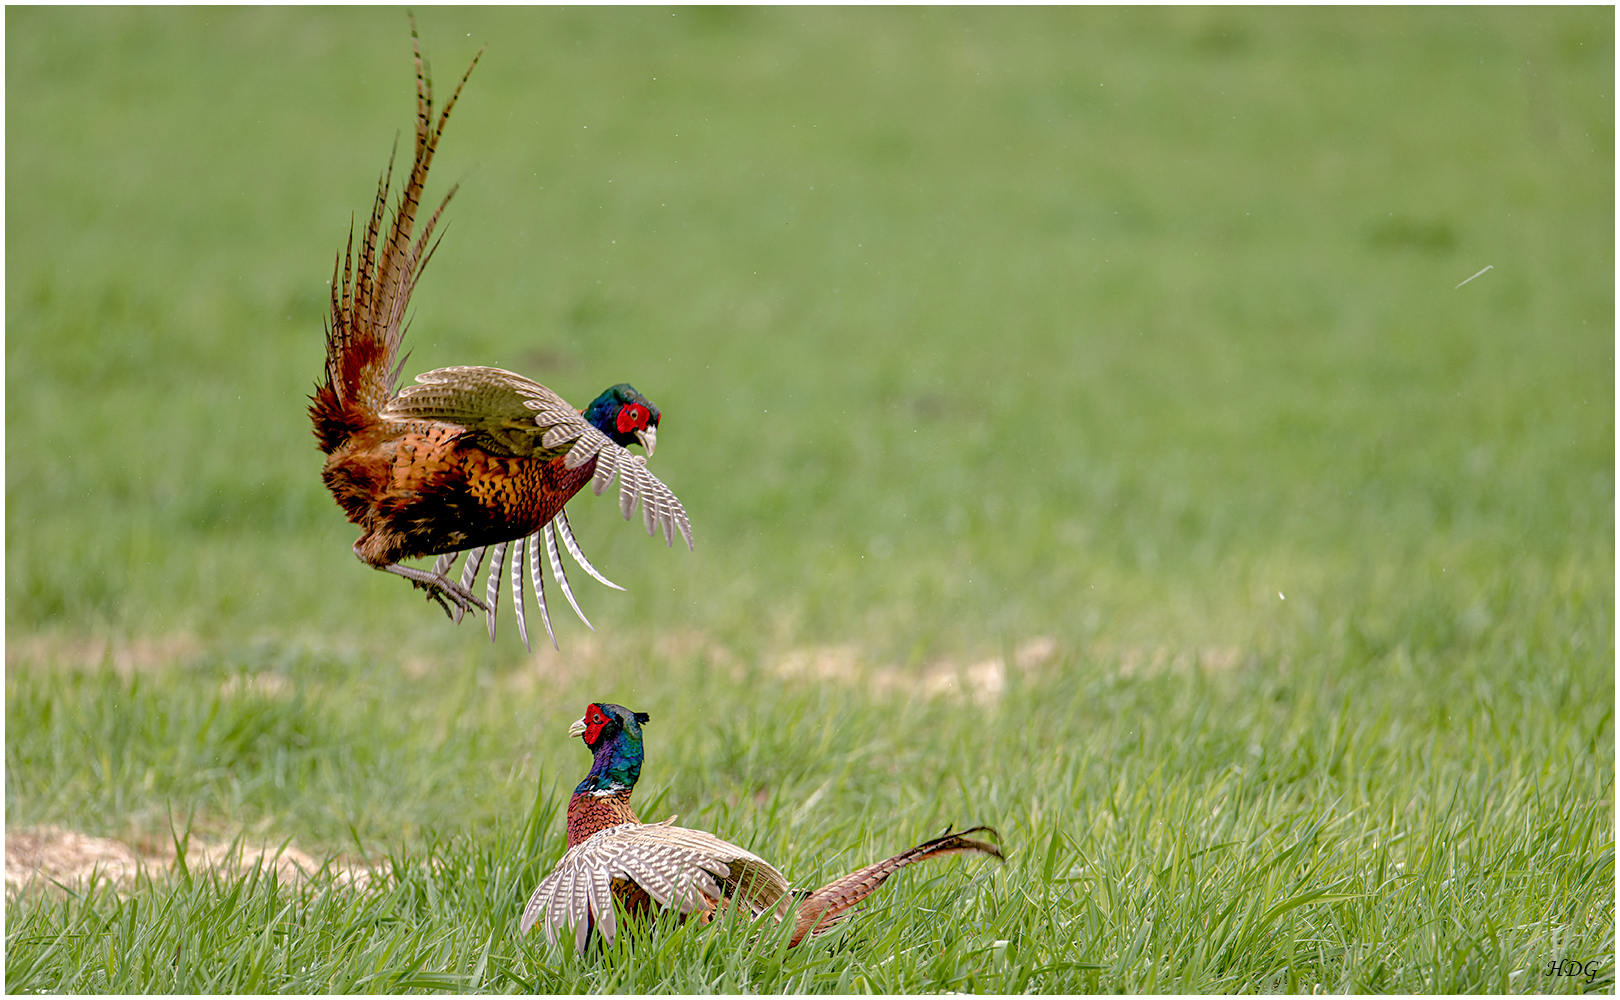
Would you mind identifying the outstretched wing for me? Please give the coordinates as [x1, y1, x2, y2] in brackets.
[386, 365, 694, 549]
[520, 821, 790, 952]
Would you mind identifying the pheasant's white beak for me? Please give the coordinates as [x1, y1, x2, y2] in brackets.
[635, 425, 657, 457]
[568, 717, 587, 738]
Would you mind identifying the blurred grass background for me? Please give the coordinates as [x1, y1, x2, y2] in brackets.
[5, 7, 1613, 992]
[8, 6, 1610, 657]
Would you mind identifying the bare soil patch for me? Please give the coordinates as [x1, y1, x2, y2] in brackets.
[6, 633, 204, 674]
[5, 826, 370, 895]
[773, 636, 1063, 706]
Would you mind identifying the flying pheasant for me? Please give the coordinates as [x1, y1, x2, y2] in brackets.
[521, 703, 1003, 953]
[309, 22, 691, 648]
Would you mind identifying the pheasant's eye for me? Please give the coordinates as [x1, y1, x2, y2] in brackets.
[615, 404, 648, 435]
[592, 712, 604, 723]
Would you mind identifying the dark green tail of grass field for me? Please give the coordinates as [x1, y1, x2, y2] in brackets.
[6, 7, 1612, 993]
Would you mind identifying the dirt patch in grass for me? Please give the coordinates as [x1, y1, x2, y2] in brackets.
[6, 633, 205, 674]
[503, 627, 746, 695]
[5, 826, 371, 895]
[773, 636, 1063, 705]
[1113, 644, 1250, 678]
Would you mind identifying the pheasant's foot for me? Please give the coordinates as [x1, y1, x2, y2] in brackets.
[381, 562, 488, 617]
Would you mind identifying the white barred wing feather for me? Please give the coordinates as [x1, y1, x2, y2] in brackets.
[521, 820, 791, 952]
[387, 365, 693, 549]
[528, 404, 694, 552]
[385, 366, 690, 645]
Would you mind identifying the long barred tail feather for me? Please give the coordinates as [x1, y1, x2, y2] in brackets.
[789, 826, 1002, 946]
[309, 17, 482, 455]
[519, 821, 998, 954]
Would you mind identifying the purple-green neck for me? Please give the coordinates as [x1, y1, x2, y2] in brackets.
[574, 731, 643, 797]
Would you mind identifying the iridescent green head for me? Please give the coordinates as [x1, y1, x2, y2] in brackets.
[570, 702, 650, 795]
[582, 384, 660, 455]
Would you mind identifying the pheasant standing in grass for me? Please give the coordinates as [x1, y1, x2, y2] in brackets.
[521, 703, 1003, 953]
[309, 23, 691, 647]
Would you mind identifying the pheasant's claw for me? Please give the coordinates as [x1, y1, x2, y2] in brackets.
[425, 551, 462, 618]
[381, 562, 488, 616]
[426, 587, 455, 619]
[401, 517, 629, 643]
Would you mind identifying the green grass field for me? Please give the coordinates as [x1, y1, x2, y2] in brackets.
[6, 7, 1613, 993]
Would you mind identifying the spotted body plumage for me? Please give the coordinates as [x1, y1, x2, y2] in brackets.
[308, 22, 691, 647]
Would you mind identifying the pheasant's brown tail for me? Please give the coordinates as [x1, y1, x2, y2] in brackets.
[310, 17, 483, 454]
[788, 826, 1002, 947]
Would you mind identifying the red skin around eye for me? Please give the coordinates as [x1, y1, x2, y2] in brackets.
[582, 704, 610, 744]
[615, 404, 648, 435]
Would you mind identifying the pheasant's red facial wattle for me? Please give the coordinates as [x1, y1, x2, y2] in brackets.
[579, 704, 612, 746]
[615, 403, 650, 435]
